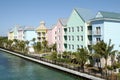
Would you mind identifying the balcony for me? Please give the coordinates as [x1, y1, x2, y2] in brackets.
[93, 31, 101, 36]
[87, 30, 92, 35]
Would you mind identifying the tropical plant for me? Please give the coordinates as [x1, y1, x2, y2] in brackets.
[33, 42, 42, 53]
[52, 43, 57, 52]
[76, 47, 90, 72]
[42, 40, 48, 52]
[51, 51, 57, 61]
[93, 40, 117, 76]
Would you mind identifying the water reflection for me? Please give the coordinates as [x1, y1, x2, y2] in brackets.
[0, 51, 82, 80]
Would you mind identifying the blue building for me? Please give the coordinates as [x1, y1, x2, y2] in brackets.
[24, 27, 37, 46]
[90, 11, 120, 50]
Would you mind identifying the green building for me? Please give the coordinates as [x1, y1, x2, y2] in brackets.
[66, 8, 94, 52]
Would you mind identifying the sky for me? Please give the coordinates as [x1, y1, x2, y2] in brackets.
[0, 0, 120, 36]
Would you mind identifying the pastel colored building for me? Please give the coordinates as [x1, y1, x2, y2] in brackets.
[8, 30, 14, 40]
[8, 25, 37, 46]
[18, 26, 24, 41]
[56, 18, 68, 53]
[90, 11, 120, 51]
[8, 25, 20, 40]
[24, 27, 37, 46]
[46, 29, 52, 45]
[36, 21, 47, 43]
[66, 8, 94, 52]
[47, 25, 57, 46]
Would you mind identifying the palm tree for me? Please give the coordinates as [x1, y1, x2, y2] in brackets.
[18, 41, 26, 53]
[33, 42, 42, 53]
[91, 53, 101, 68]
[32, 38, 36, 45]
[52, 43, 57, 52]
[51, 51, 57, 61]
[7, 40, 13, 49]
[42, 40, 48, 52]
[25, 40, 29, 53]
[76, 47, 90, 72]
[93, 40, 116, 76]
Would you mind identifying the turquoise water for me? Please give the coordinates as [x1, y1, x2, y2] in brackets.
[0, 50, 82, 80]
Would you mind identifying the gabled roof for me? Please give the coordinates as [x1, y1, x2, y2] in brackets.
[18, 26, 25, 31]
[74, 8, 95, 22]
[59, 18, 68, 26]
[96, 11, 120, 19]
[9, 25, 20, 32]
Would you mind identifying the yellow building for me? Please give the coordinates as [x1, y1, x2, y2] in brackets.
[36, 21, 47, 42]
[8, 30, 14, 40]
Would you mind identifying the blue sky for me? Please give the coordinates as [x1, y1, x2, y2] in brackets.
[0, 0, 120, 36]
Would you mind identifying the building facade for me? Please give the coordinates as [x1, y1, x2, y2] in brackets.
[8, 25, 20, 40]
[66, 8, 94, 52]
[36, 21, 47, 43]
[47, 25, 57, 46]
[90, 11, 120, 50]
[56, 18, 68, 53]
[8, 25, 36, 46]
[24, 27, 37, 46]
[18, 26, 24, 41]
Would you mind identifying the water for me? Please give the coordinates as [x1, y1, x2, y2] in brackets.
[0, 50, 82, 80]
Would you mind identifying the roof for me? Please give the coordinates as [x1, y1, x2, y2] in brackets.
[36, 21, 47, 30]
[9, 25, 20, 32]
[18, 26, 24, 31]
[74, 8, 95, 22]
[96, 11, 120, 19]
[24, 27, 35, 31]
[59, 18, 68, 26]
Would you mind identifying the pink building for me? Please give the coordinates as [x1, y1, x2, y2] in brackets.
[47, 29, 52, 45]
[56, 19, 68, 53]
[47, 25, 57, 46]
[47, 19, 67, 53]
[18, 27, 24, 41]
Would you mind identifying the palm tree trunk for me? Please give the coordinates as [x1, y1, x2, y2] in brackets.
[105, 58, 108, 77]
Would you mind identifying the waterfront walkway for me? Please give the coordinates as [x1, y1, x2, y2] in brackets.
[0, 48, 105, 80]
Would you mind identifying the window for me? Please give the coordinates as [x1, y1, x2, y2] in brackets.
[81, 36, 83, 41]
[96, 27, 101, 35]
[77, 36, 79, 41]
[58, 36, 60, 40]
[69, 36, 71, 41]
[69, 27, 71, 32]
[58, 28, 60, 33]
[77, 45, 79, 49]
[96, 38, 101, 42]
[77, 26, 79, 32]
[72, 36, 74, 41]
[55, 31, 57, 34]
[69, 44, 71, 49]
[55, 37, 57, 40]
[81, 45, 83, 48]
[72, 27, 74, 32]
[81, 26, 83, 31]
[72, 45, 74, 49]
[38, 32, 41, 36]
